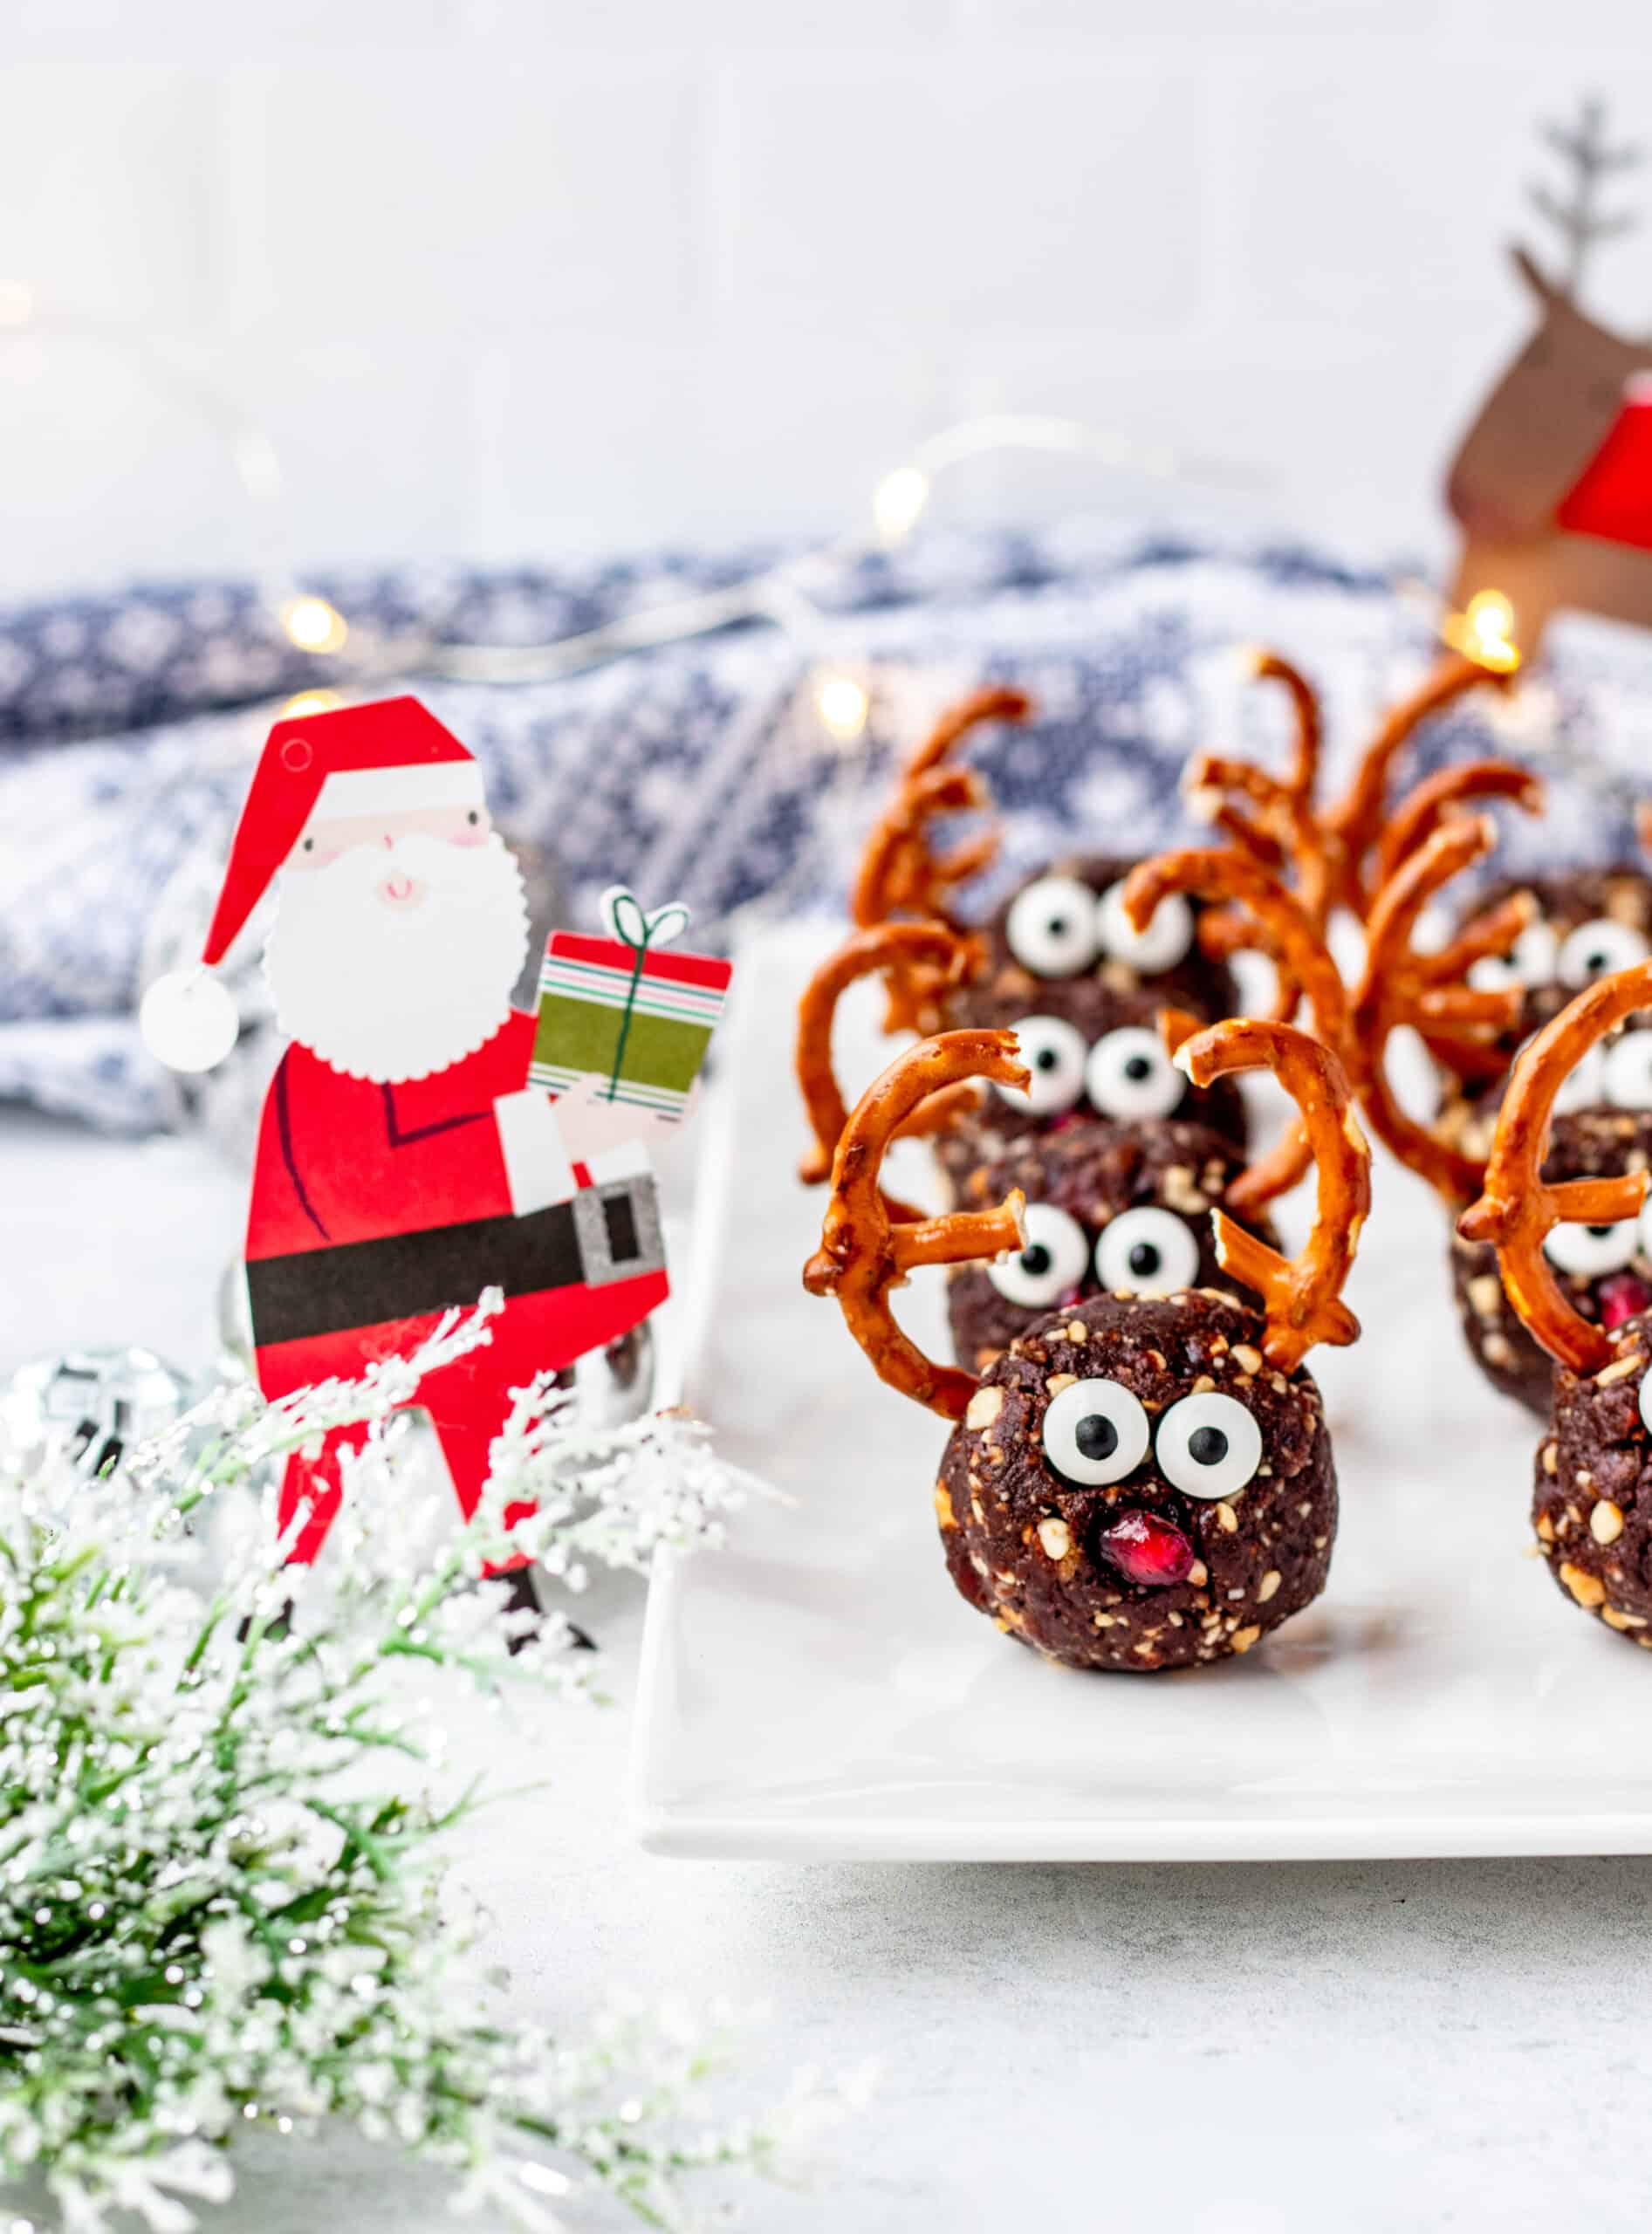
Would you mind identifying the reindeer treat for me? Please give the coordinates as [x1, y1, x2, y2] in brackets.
[1120, 844, 1356, 1208]
[1444, 848, 1652, 1139]
[926, 916, 1247, 1189]
[1346, 767, 1652, 1412]
[945, 1117, 1280, 1377]
[1443, 866, 1652, 1415]
[1458, 965, 1652, 1643]
[805, 1020, 1372, 1674]
[795, 913, 1246, 1208]
[1343, 800, 1595, 1410]
[848, 689, 1246, 1177]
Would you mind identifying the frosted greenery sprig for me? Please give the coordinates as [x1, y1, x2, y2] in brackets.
[0, 1303, 853, 2233]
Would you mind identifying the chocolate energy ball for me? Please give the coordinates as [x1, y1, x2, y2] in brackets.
[965, 853, 1239, 1024]
[936, 1290, 1335, 1673]
[1438, 866, 1652, 1139]
[931, 854, 1247, 1189]
[945, 1118, 1278, 1374]
[1450, 1108, 1652, 1418]
[1534, 1312, 1652, 1645]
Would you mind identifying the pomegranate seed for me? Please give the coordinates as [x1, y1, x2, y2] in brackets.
[1099, 1508, 1195, 1588]
[1599, 1273, 1652, 1333]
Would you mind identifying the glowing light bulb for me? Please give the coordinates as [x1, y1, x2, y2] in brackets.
[280, 595, 349, 654]
[1443, 587, 1520, 674]
[874, 464, 930, 544]
[280, 688, 344, 720]
[816, 674, 869, 742]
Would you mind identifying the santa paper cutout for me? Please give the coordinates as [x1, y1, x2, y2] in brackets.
[145, 696, 719, 1566]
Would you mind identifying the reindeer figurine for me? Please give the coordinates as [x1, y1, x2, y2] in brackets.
[1459, 963, 1652, 1646]
[1445, 99, 1652, 653]
[804, 1017, 1372, 1673]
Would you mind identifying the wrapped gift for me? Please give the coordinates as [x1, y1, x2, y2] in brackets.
[529, 890, 731, 1120]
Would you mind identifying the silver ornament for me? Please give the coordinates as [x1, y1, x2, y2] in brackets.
[560, 1319, 656, 1432]
[0, 1345, 195, 1480]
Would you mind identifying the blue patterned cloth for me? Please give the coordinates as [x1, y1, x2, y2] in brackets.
[3, 520, 1651, 1134]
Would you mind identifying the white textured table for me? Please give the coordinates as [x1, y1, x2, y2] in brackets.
[3, 1100, 1651, 2234]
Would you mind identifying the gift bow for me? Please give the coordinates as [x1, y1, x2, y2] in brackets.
[600, 886, 691, 951]
[597, 885, 693, 1104]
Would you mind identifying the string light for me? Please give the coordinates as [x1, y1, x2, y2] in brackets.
[873, 463, 931, 544]
[280, 688, 346, 720]
[0, 298, 1276, 704]
[1441, 586, 1521, 674]
[0, 317, 1279, 731]
[280, 595, 349, 654]
[815, 673, 870, 742]
[422, 413, 1272, 725]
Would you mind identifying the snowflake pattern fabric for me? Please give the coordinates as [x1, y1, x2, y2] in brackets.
[3, 520, 1651, 1134]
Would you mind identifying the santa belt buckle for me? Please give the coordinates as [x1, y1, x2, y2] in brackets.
[572, 1174, 665, 1288]
[245, 1173, 666, 1348]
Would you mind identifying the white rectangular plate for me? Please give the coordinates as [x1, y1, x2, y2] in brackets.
[633, 923, 1652, 1861]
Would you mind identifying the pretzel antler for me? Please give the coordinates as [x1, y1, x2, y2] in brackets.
[1374, 758, 1545, 894]
[1322, 652, 1516, 918]
[1121, 848, 1351, 1212]
[1458, 963, 1652, 1375]
[795, 922, 982, 1217]
[1176, 1020, 1370, 1374]
[851, 764, 995, 935]
[804, 1031, 1030, 1420]
[901, 684, 1033, 782]
[1353, 818, 1529, 1205]
[1185, 651, 1330, 1024]
[848, 689, 1031, 1027]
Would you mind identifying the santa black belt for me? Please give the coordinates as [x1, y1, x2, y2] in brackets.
[246, 1175, 665, 1348]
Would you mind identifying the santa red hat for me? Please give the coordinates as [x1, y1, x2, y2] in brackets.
[141, 696, 485, 1072]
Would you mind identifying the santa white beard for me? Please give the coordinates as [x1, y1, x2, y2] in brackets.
[264, 833, 531, 1082]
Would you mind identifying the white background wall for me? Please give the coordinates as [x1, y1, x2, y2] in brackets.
[2, 0, 1650, 599]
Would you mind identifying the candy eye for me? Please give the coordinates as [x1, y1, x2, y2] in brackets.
[1544, 1220, 1641, 1278]
[987, 1204, 1089, 1307]
[1469, 920, 1559, 992]
[1641, 1367, 1652, 1436]
[1467, 954, 1516, 992]
[1085, 1026, 1185, 1121]
[1513, 920, 1560, 986]
[1605, 1030, 1652, 1112]
[995, 1016, 1088, 1115]
[1093, 1206, 1201, 1297]
[1559, 918, 1650, 990]
[1041, 1377, 1151, 1488]
[1095, 880, 1194, 973]
[1155, 1390, 1264, 1500]
[1005, 875, 1100, 977]
[1553, 1043, 1607, 1117]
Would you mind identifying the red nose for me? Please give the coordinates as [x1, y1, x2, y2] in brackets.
[1599, 1272, 1652, 1333]
[1098, 1508, 1195, 1589]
